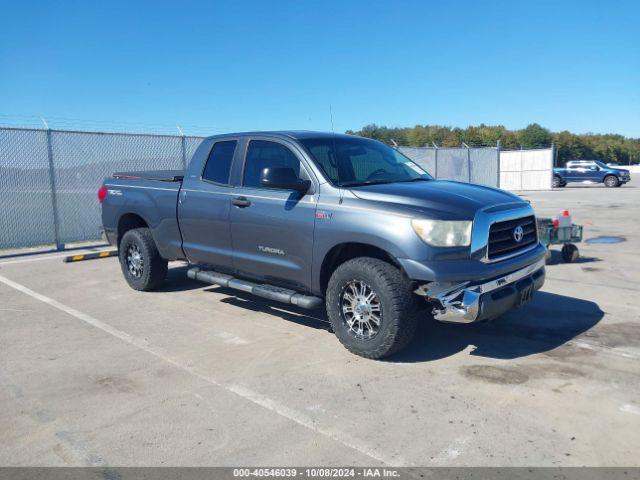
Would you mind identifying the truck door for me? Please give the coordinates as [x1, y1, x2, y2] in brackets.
[178, 139, 238, 270]
[565, 164, 584, 182]
[586, 163, 605, 182]
[229, 138, 317, 291]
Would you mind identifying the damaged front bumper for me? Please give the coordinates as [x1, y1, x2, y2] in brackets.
[415, 257, 546, 323]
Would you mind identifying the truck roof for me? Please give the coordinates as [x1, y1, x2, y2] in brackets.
[205, 131, 359, 141]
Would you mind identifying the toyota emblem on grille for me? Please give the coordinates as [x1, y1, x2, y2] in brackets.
[513, 225, 524, 243]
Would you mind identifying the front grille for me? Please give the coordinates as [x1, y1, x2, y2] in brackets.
[487, 215, 537, 260]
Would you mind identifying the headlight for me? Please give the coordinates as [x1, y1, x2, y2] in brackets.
[411, 219, 472, 247]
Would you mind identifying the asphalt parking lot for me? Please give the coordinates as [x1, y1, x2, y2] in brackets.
[1, 179, 639, 467]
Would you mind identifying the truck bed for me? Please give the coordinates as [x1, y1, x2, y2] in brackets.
[112, 170, 184, 182]
[102, 171, 184, 261]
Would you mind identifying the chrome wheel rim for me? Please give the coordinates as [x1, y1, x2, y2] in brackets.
[126, 243, 144, 278]
[340, 280, 381, 340]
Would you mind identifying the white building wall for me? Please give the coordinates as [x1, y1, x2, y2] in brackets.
[499, 148, 553, 191]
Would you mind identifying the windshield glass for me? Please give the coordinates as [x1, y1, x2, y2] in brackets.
[299, 136, 433, 187]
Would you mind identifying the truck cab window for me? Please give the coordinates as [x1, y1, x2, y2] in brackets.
[243, 140, 303, 188]
[300, 137, 431, 187]
[202, 140, 237, 184]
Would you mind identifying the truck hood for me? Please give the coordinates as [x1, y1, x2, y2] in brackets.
[610, 168, 630, 174]
[349, 180, 524, 219]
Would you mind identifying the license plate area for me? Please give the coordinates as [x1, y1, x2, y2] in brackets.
[515, 278, 535, 307]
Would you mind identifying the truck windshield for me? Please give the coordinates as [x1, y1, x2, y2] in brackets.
[299, 136, 433, 187]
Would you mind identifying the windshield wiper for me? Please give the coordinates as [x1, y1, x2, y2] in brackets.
[396, 177, 432, 183]
[341, 177, 432, 187]
[340, 180, 395, 187]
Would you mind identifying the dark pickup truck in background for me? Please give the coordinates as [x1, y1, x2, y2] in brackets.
[100, 132, 546, 359]
[553, 159, 631, 188]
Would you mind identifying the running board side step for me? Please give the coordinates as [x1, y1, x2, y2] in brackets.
[187, 267, 323, 309]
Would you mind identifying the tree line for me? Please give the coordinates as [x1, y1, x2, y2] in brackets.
[345, 123, 640, 165]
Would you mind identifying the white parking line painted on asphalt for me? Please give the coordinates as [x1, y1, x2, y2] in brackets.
[226, 383, 406, 466]
[569, 340, 640, 359]
[0, 272, 403, 467]
[428, 384, 523, 465]
[0, 254, 72, 265]
[215, 332, 251, 345]
[620, 404, 640, 416]
[0, 250, 107, 266]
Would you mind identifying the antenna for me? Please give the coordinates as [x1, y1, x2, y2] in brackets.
[176, 125, 185, 136]
[329, 104, 335, 134]
[40, 117, 49, 129]
[328, 104, 341, 198]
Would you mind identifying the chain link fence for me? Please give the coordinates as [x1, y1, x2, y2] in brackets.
[0, 127, 551, 251]
[397, 145, 500, 186]
[0, 127, 205, 250]
[398, 144, 554, 190]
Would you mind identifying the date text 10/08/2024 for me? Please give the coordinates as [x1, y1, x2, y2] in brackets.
[232, 468, 400, 478]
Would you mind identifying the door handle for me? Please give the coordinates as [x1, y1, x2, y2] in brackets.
[231, 196, 252, 208]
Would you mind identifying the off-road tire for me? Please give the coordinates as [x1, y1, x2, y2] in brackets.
[326, 257, 419, 359]
[604, 175, 619, 188]
[552, 175, 563, 188]
[119, 228, 168, 291]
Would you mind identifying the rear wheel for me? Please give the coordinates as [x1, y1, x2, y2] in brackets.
[604, 175, 619, 187]
[119, 228, 168, 291]
[326, 257, 419, 359]
[552, 175, 563, 188]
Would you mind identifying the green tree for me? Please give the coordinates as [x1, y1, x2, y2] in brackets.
[347, 123, 639, 165]
[517, 123, 553, 148]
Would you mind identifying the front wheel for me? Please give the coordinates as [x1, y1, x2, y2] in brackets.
[604, 175, 619, 187]
[119, 228, 168, 291]
[326, 257, 419, 359]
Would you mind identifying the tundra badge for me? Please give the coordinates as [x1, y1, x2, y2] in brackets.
[258, 246, 285, 256]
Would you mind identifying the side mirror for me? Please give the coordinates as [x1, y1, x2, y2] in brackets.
[260, 167, 310, 193]
[590, 166, 599, 171]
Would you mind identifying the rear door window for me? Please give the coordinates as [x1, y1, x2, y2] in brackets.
[202, 140, 237, 185]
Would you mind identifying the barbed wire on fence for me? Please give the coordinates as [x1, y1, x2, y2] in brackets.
[0, 114, 239, 137]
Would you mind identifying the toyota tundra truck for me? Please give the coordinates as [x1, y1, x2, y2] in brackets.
[100, 131, 546, 359]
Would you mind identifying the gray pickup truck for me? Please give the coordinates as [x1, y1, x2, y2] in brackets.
[100, 131, 546, 359]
